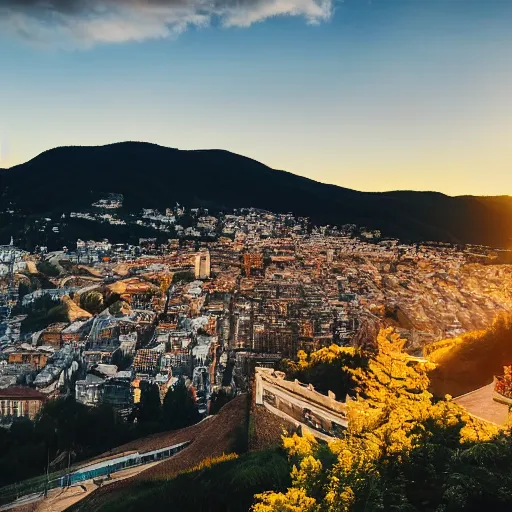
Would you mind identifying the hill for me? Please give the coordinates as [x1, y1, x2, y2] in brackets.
[67, 394, 292, 512]
[2, 141, 512, 246]
[427, 314, 512, 397]
[70, 450, 290, 512]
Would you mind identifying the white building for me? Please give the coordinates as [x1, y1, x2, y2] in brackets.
[194, 250, 211, 280]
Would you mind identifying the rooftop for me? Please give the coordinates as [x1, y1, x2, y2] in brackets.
[0, 386, 47, 400]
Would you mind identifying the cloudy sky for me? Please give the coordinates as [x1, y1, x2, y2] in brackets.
[0, 0, 511, 195]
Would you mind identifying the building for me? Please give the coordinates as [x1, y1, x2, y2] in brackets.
[75, 375, 133, 416]
[194, 250, 211, 279]
[75, 374, 104, 406]
[133, 349, 161, 373]
[102, 378, 133, 415]
[0, 386, 47, 421]
[8, 351, 49, 369]
[61, 319, 93, 344]
[38, 323, 67, 348]
[243, 252, 264, 276]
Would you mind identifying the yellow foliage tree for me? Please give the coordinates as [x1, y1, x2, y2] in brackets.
[254, 327, 500, 512]
[253, 488, 317, 512]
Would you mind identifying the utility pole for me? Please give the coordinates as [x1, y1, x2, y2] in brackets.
[44, 447, 50, 497]
[66, 449, 72, 487]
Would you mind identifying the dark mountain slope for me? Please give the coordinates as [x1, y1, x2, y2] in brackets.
[1, 141, 512, 247]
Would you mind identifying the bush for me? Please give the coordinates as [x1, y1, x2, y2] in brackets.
[36, 261, 60, 277]
[94, 450, 291, 512]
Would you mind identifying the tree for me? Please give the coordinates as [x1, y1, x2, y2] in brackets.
[36, 260, 60, 277]
[104, 292, 122, 310]
[80, 291, 104, 315]
[18, 281, 32, 300]
[20, 295, 68, 334]
[108, 300, 124, 316]
[210, 388, 232, 415]
[0, 397, 131, 488]
[172, 271, 195, 284]
[162, 378, 200, 430]
[280, 345, 367, 401]
[254, 328, 502, 512]
[137, 381, 162, 425]
[112, 350, 133, 371]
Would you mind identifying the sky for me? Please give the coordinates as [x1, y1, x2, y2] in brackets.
[0, 0, 511, 196]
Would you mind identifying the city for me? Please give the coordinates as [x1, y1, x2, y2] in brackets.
[2, 0, 512, 509]
[2, 205, 512, 425]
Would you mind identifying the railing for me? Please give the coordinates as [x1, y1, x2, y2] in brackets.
[0, 441, 190, 508]
[494, 376, 512, 401]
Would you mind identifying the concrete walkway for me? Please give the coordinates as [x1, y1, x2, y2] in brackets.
[454, 383, 509, 426]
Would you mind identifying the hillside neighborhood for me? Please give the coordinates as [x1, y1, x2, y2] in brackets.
[1, 205, 512, 510]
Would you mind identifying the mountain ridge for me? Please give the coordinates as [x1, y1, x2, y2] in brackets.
[1, 141, 512, 248]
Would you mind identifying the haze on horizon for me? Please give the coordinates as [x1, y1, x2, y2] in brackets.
[0, 0, 511, 197]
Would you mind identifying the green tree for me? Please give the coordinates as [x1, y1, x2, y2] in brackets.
[36, 261, 60, 277]
[112, 350, 133, 371]
[172, 271, 195, 284]
[162, 378, 200, 430]
[280, 345, 367, 401]
[209, 388, 232, 415]
[80, 291, 104, 315]
[108, 300, 124, 316]
[137, 382, 162, 424]
[21, 295, 68, 334]
[18, 282, 31, 300]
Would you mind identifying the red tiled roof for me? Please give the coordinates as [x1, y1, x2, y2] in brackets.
[0, 386, 47, 400]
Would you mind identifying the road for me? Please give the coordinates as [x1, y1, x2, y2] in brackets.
[454, 382, 509, 426]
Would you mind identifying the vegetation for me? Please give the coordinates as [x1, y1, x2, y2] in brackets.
[210, 388, 234, 415]
[0, 398, 132, 488]
[79, 290, 104, 315]
[17, 281, 32, 301]
[4, 142, 512, 247]
[254, 328, 503, 512]
[184, 452, 239, 474]
[427, 313, 512, 397]
[111, 350, 133, 371]
[136, 381, 162, 429]
[20, 295, 68, 334]
[0, 380, 203, 490]
[129, 378, 202, 436]
[97, 449, 291, 512]
[172, 270, 195, 284]
[36, 260, 60, 277]
[279, 345, 367, 401]
[108, 300, 124, 316]
[162, 377, 200, 430]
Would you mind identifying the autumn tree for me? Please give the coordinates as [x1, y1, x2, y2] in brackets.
[254, 328, 501, 512]
[279, 344, 366, 401]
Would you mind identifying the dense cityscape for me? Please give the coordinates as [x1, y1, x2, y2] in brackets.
[2, 201, 512, 428]
[2, 0, 511, 508]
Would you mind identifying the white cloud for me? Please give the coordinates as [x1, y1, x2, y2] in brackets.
[0, 0, 333, 47]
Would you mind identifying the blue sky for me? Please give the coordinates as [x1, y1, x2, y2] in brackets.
[0, 0, 511, 195]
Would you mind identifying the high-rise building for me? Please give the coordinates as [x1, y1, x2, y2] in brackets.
[243, 252, 264, 276]
[195, 250, 211, 279]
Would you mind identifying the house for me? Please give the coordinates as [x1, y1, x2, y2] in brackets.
[0, 386, 47, 421]
[8, 351, 49, 369]
[39, 323, 68, 348]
